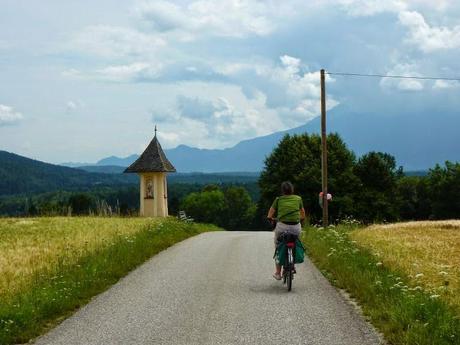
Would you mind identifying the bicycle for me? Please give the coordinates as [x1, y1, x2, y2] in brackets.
[276, 233, 298, 292]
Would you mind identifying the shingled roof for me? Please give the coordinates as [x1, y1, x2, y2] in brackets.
[124, 134, 176, 173]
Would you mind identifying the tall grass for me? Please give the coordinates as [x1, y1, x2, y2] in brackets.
[351, 221, 460, 311]
[303, 225, 460, 345]
[0, 217, 219, 344]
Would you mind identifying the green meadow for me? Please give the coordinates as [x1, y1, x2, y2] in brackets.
[0, 217, 220, 344]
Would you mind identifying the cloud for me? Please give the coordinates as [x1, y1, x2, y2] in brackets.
[433, 80, 460, 89]
[71, 25, 165, 58]
[66, 101, 77, 112]
[62, 54, 338, 125]
[0, 104, 23, 126]
[96, 63, 163, 82]
[176, 95, 216, 120]
[339, 0, 406, 16]
[338, 0, 450, 16]
[66, 100, 85, 114]
[216, 55, 338, 123]
[150, 92, 284, 149]
[380, 63, 425, 91]
[399, 11, 460, 52]
[136, 0, 275, 40]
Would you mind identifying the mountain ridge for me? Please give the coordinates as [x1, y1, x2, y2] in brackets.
[62, 106, 460, 172]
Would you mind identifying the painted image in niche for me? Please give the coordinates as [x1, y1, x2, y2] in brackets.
[145, 179, 154, 199]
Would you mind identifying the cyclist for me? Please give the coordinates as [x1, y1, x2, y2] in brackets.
[267, 181, 306, 280]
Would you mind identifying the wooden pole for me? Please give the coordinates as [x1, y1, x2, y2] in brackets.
[320, 69, 329, 227]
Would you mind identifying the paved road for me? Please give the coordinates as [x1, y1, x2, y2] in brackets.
[35, 231, 382, 345]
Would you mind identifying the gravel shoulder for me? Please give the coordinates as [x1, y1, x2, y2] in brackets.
[34, 231, 383, 345]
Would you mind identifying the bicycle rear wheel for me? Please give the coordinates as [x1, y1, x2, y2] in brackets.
[287, 248, 293, 291]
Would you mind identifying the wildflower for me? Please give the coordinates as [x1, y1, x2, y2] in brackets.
[438, 271, 448, 276]
[430, 294, 440, 299]
[415, 273, 424, 278]
[376, 262, 383, 267]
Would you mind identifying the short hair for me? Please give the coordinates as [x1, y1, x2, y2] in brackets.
[281, 181, 294, 195]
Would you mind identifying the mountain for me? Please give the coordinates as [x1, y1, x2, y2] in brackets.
[78, 165, 127, 174]
[169, 107, 460, 171]
[96, 154, 139, 167]
[69, 106, 460, 172]
[0, 151, 136, 196]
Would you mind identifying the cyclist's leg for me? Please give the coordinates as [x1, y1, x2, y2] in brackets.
[273, 223, 285, 276]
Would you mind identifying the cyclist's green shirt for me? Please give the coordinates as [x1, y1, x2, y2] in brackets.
[271, 195, 303, 223]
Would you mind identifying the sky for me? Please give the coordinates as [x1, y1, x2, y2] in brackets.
[1, 0, 460, 164]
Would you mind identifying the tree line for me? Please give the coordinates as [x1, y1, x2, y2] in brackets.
[0, 183, 259, 218]
[256, 133, 459, 226]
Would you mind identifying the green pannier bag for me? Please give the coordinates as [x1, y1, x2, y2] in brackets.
[274, 239, 306, 266]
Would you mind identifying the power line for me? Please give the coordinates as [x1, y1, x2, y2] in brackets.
[326, 71, 460, 82]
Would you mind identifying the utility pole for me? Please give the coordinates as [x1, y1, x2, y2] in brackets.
[320, 69, 329, 227]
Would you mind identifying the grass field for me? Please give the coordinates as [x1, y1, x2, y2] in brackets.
[303, 222, 460, 345]
[0, 217, 220, 344]
[351, 221, 460, 311]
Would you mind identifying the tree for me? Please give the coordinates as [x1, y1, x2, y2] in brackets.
[223, 186, 256, 230]
[258, 133, 358, 224]
[181, 188, 227, 226]
[426, 161, 460, 219]
[353, 152, 401, 223]
[68, 193, 93, 215]
[180, 185, 256, 229]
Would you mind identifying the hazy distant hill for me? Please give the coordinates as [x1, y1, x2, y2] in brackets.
[83, 106, 460, 172]
[0, 151, 136, 196]
[96, 154, 139, 167]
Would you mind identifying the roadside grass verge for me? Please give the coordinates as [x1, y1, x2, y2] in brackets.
[0, 217, 220, 344]
[303, 224, 460, 345]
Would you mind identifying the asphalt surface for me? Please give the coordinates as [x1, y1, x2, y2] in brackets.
[34, 231, 382, 345]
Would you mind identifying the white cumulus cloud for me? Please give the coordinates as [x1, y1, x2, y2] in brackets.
[136, 0, 275, 39]
[339, 0, 406, 16]
[338, 0, 450, 16]
[0, 104, 23, 126]
[151, 91, 284, 149]
[399, 10, 460, 52]
[217, 55, 338, 125]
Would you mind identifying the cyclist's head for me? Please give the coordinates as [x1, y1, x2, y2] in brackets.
[281, 181, 294, 195]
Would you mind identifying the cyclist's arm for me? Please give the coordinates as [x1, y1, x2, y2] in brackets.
[300, 207, 306, 220]
[267, 207, 276, 220]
